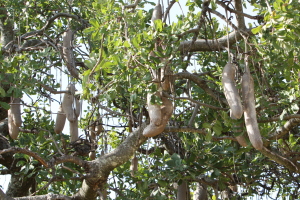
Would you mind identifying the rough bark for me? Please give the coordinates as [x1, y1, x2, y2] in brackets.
[193, 182, 208, 200]
[6, 174, 36, 197]
[74, 123, 147, 200]
[177, 181, 190, 200]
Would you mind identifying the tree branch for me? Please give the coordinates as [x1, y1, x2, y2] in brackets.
[258, 114, 300, 123]
[268, 118, 300, 140]
[49, 155, 88, 169]
[0, 188, 14, 200]
[0, 147, 48, 168]
[173, 96, 227, 110]
[14, 193, 72, 200]
[163, 0, 176, 23]
[233, 0, 246, 30]
[75, 123, 148, 199]
[164, 126, 236, 141]
[20, 13, 88, 40]
[173, 72, 227, 105]
[179, 30, 252, 53]
[208, 8, 239, 31]
[259, 147, 299, 173]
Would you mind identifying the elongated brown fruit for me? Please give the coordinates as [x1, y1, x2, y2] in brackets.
[161, 61, 173, 92]
[236, 134, 248, 147]
[222, 63, 243, 119]
[151, 2, 162, 26]
[10, 98, 22, 127]
[89, 124, 96, 140]
[74, 97, 81, 117]
[54, 104, 66, 134]
[233, 122, 248, 147]
[95, 121, 103, 135]
[62, 84, 76, 122]
[161, 97, 173, 120]
[130, 155, 138, 177]
[89, 152, 96, 160]
[69, 118, 79, 142]
[143, 95, 173, 137]
[242, 70, 263, 150]
[143, 123, 165, 137]
[63, 29, 79, 79]
[147, 93, 162, 126]
[8, 109, 19, 140]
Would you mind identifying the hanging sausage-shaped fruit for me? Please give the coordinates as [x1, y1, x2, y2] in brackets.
[54, 104, 66, 134]
[10, 98, 22, 127]
[62, 84, 77, 123]
[222, 63, 243, 119]
[143, 93, 173, 137]
[8, 109, 19, 140]
[242, 66, 263, 150]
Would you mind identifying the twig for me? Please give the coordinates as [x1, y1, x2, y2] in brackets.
[208, 8, 239, 31]
[163, 0, 176, 23]
[258, 114, 300, 123]
[188, 104, 200, 126]
[164, 126, 236, 141]
[173, 96, 227, 110]
[216, 0, 263, 21]
[40, 84, 69, 94]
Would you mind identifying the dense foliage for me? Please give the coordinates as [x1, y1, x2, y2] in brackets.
[0, 0, 300, 199]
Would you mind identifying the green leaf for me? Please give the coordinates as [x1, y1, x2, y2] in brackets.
[213, 121, 222, 136]
[0, 86, 5, 97]
[153, 19, 163, 32]
[0, 101, 10, 110]
[158, 180, 168, 187]
[251, 25, 262, 34]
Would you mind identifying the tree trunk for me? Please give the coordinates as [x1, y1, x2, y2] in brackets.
[193, 182, 208, 200]
[177, 181, 190, 200]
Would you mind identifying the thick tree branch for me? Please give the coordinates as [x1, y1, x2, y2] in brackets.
[75, 123, 148, 200]
[268, 118, 300, 140]
[178, 30, 252, 53]
[0, 147, 48, 168]
[0, 188, 14, 200]
[259, 147, 299, 173]
[233, 0, 246, 29]
[13, 194, 72, 200]
[49, 155, 88, 169]
[0, 148, 89, 170]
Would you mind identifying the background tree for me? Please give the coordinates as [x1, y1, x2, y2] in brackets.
[0, 0, 300, 199]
